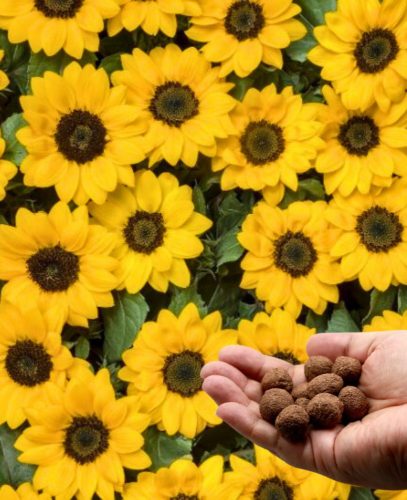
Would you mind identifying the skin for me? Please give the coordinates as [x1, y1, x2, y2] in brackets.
[201, 331, 407, 489]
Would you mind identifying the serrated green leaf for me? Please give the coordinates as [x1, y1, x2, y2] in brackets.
[1, 114, 27, 165]
[397, 285, 407, 314]
[0, 426, 35, 486]
[75, 336, 90, 360]
[216, 230, 244, 268]
[296, 0, 337, 26]
[102, 292, 149, 362]
[327, 302, 360, 333]
[348, 487, 376, 500]
[99, 54, 122, 76]
[168, 284, 207, 316]
[362, 287, 397, 325]
[143, 427, 192, 471]
[192, 185, 207, 215]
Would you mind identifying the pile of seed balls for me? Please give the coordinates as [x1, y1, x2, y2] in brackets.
[259, 356, 369, 442]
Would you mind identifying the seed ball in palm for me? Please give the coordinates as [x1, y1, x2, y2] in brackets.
[339, 386, 369, 421]
[275, 405, 309, 442]
[259, 388, 294, 424]
[308, 373, 344, 399]
[261, 368, 293, 393]
[295, 397, 310, 410]
[308, 393, 344, 429]
[291, 382, 309, 399]
[332, 356, 362, 385]
[304, 356, 333, 381]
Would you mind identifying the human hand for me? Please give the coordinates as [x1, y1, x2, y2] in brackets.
[201, 331, 407, 489]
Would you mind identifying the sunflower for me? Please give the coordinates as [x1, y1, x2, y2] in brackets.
[326, 178, 407, 292]
[221, 445, 350, 499]
[364, 310, 407, 332]
[17, 62, 146, 205]
[89, 169, 212, 293]
[186, 0, 306, 77]
[119, 303, 237, 438]
[316, 85, 407, 196]
[212, 84, 324, 203]
[0, 131, 17, 200]
[308, 0, 407, 112]
[0, 49, 9, 90]
[123, 456, 225, 499]
[0, 201, 118, 327]
[237, 309, 315, 364]
[238, 200, 342, 318]
[374, 491, 407, 500]
[112, 44, 236, 168]
[15, 368, 151, 500]
[0, 302, 87, 429]
[108, 0, 201, 38]
[0, 483, 50, 499]
[0, 0, 119, 59]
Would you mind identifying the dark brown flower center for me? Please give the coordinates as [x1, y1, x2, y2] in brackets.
[274, 231, 317, 277]
[273, 351, 301, 365]
[149, 82, 199, 127]
[123, 211, 165, 253]
[338, 116, 380, 156]
[5, 340, 53, 387]
[225, 0, 265, 41]
[254, 478, 294, 500]
[55, 110, 107, 164]
[64, 415, 109, 464]
[27, 245, 79, 292]
[356, 206, 403, 252]
[240, 121, 285, 165]
[354, 28, 399, 74]
[34, 0, 84, 18]
[163, 350, 204, 397]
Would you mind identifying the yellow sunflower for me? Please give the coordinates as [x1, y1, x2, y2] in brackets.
[0, 131, 17, 200]
[327, 178, 407, 292]
[220, 445, 350, 499]
[237, 308, 315, 364]
[0, 0, 119, 58]
[0, 201, 118, 327]
[18, 62, 146, 205]
[108, 0, 201, 37]
[308, 0, 407, 112]
[238, 200, 342, 318]
[112, 44, 236, 168]
[90, 169, 211, 293]
[0, 483, 50, 499]
[123, 456, 225, 499]
[316, 85, 407, 196]
[15, 368, 151, 500]
[119, 303, 237, 438]
[0, 302, 87, 429]
[186, 0, 306, 77]
[0, 49, 9, 90]
[212, 84, 324, 204]
[374, 491, 407, 500]
[364, 310, 407, 332]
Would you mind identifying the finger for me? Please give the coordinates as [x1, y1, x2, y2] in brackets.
[202, 375, 260, 415]
[306, 331, 392, 362]
[219, 345, 306, 386]
[201, 360, 263, 402]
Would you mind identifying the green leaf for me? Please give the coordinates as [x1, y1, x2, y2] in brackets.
[296, 0, 337, 26]
[102, 292, 149, 362]
[280, 178, 325, 208]
[99, 54, 122, 76]
[286, 15, 316, 63]
[305, 310, 328, 333]
[327, 302, 360, 333]
[143, 427, 192, 471]
[348, 487, 376, 500]
[362, 287, 397, 326]
[216, 230, 244, 268]
[1, 114, 27, 165]
[0, 425, 35, 486]
[168, 284, 207, 316]
[75, 336, 90, 360]
[397, 285, 407, 314]
[192, 185, 207, 215]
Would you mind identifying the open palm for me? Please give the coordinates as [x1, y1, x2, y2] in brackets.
[201, 331, 407, 489]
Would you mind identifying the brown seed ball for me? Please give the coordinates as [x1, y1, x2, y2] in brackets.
[259, 388, 294, 424]
[275, 405, 309, 442]
[339, 386, 369, 422]
[304, 356, 333, 381]
[308, 373, 344, 398]
[332, 356, 362, 385]
[295, 397, 310, 410]
[261, 368, 293, 393]
[291, 382, 309, 399]
[308, 393, 344, 429]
